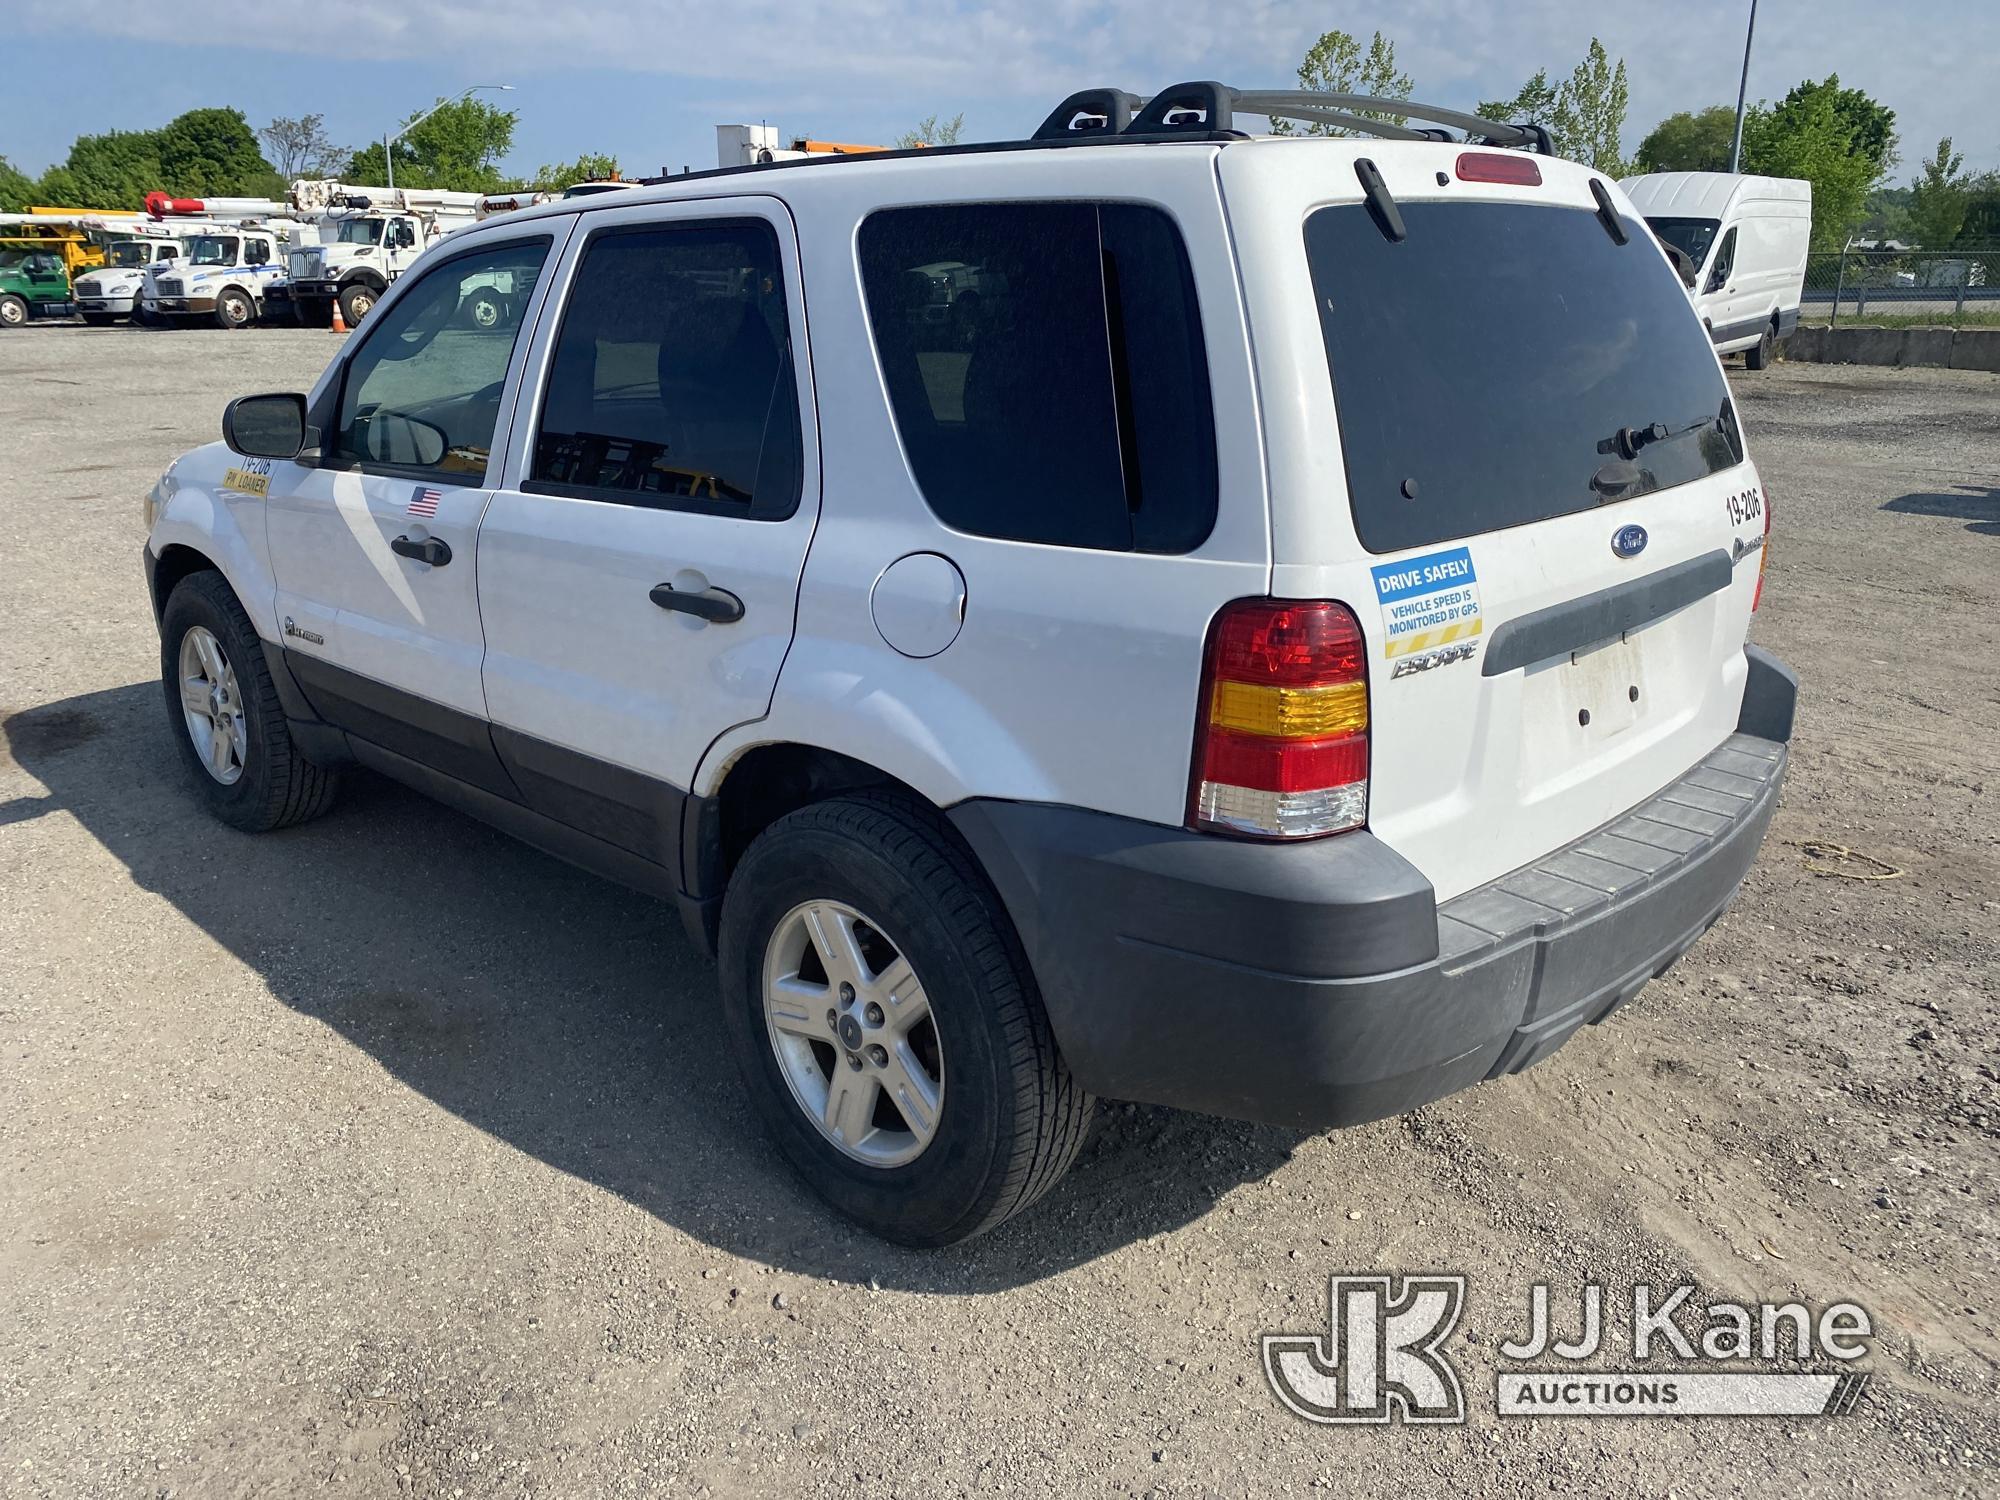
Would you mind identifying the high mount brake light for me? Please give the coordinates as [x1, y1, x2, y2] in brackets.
[1455, 152, 1543, 186]
[1189, 600, 1370, 839]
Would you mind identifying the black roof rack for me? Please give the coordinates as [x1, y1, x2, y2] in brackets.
[636, 82, 1553, 189]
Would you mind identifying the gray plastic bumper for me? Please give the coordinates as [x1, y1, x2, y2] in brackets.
[951, 650, 1794, 1129]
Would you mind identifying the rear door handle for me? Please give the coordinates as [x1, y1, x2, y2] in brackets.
[649, 582, 744, 623]
[390, 534, 452, 567]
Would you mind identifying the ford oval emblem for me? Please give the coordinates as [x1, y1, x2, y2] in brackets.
[1611, 524, 1649, 559]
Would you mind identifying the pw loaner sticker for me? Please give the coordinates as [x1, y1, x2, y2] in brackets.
[1369, 546, 1482, 664]
[221, 458, 271, 498]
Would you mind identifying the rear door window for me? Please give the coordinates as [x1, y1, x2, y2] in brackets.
[528, 220, 802, 518]
[1305, 201, 1742, 555]
[858, 201, 1216, 554]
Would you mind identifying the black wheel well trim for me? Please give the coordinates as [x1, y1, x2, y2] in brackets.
[343, 271, 388, 291]
[147, 541, 225, 622]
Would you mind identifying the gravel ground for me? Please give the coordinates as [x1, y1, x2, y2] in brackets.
[1, 327, 1996, 1498]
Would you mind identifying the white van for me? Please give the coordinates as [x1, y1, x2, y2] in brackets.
[1621, 172, 1811, 369]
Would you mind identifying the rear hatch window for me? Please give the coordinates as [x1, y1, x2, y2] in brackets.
[1306, 201, 1740, 554]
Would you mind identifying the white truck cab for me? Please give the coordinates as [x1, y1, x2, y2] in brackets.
[1621, 171, 1812, 368]
[140, 226, 288, 329]
[143, 83, 1794, 1245]
[71, 235, 185, 324]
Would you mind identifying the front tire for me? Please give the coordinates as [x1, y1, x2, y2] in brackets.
[0, 294, 27, 328]
[159, 572, 340, 832]
[337, 283, 377, 326]
[718, 794, 1092, 1246]
[1745, 323, 1776, 370]
[214, 289, 255, 330]
[82, 311, 120, 327]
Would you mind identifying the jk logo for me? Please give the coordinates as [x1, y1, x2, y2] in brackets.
[1262, 1275, 1467, 1425]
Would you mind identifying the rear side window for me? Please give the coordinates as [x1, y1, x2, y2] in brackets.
[1306, 202, 1742, 555]
[859, 202, 1216, 553]
[529, 220, 802, 518]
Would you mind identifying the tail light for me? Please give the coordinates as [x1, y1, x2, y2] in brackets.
[1189, 599, 1369, 839]
[1753, 483, 1772, 611]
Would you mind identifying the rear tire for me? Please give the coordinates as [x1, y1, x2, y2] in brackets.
[0, 294, 27, 328]
[718, 793, 1092, 1246]
[159, 572, 340, 832]
[1745, 323, 1776, 370]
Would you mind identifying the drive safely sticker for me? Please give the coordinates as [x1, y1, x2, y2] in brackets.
[1369, 545, 1483, 659]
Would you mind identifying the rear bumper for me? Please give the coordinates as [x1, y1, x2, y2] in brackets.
[951, 647, 1796, 1129]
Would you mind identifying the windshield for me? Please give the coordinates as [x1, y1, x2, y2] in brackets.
[1306, 201, 1741, 555]
[189, 236, 238, 266]
[334, 219, 385, 245]
[1646, 217, 1722, 269]
[108, 242, 150, 268]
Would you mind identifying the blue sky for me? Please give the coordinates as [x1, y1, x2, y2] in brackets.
[10, 2, 1998, 184]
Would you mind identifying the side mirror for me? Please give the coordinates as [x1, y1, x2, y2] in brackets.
[222, 392, 308, 460]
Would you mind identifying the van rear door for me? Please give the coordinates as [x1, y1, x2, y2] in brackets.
[1223, 144, 1765, 901]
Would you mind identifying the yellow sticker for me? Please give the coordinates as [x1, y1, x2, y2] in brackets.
[222, 464, 271, 498]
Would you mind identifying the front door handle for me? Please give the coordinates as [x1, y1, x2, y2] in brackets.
[649, 582, 744, 623]
[391, 534, 452, 567]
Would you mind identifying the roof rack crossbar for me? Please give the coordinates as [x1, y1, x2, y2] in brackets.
[1233, 91, 1546, 152]
[1254, 103, 1427, 141]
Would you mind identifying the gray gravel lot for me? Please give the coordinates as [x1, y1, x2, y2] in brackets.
[2, 326, 1996, 1497]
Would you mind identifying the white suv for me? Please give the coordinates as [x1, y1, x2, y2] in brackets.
[142, 84, 1795, 1246]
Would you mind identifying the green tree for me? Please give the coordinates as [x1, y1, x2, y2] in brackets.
[1907, 138, 1971, 249]
[1476, 70, 1560, 129]
[1634, 105, 1739, 173]
[156, 108, 274, 196]
[896, 114, 964, 149]
[260, 114, 347, 180]
[35, 129, 163, 209]
[1269, 29, 1413, 136]
[525, 153, 621, 191]
[345, 97, 519, 192]
[0, 156, 36, 212]
[1742, 91, 1880, 249]
[1479, 40, 1630, 173]
[1551, 39, 1630, 174]
[1768, 75, 1897, 177]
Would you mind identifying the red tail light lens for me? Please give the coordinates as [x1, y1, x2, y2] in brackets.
[1753, 483, 1772, 611]
[1455, 152, 1542, 186]
[1190, 599, 1369, 839]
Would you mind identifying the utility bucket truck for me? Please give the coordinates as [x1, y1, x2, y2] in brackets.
[280, 181, 483, 326]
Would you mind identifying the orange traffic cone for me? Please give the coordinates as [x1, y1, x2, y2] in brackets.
[330, 298, 347, 335]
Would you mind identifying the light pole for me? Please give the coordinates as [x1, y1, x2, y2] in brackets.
[383, 84, 514, 192]
[1728, 0, 1758, 173]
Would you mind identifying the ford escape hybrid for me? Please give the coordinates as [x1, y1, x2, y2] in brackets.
[142, 83, 1796, 1246]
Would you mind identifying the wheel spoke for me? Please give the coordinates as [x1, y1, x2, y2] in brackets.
[803, 903, 867, 990]
[192, 630, 224, 681]
[207, 720, 235, 776]
[180, 675, 211, 715]
[881, 1041, 941, 1143]
[823, 1068, 876, 1147]
[876, 959, 930, 1037]
[767, 974, 833, 1038]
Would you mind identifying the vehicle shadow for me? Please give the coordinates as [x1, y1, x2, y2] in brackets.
[1883, 485, 2000, 536]
[2, 683, 1309, 1290]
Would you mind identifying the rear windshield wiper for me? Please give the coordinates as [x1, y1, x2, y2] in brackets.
[1353, 158, 1407, 243]
[1596, 414, 1718, 462]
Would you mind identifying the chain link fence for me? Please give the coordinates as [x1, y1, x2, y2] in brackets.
[1803, 248, 2000, 328]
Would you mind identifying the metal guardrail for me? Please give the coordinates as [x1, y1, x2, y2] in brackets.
[1802, 248, 2000, 327]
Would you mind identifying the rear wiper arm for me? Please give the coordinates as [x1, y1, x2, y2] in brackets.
[1596, 414, 1717, 461]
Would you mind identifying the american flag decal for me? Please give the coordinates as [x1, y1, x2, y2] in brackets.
[407, 486, 443, 518]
